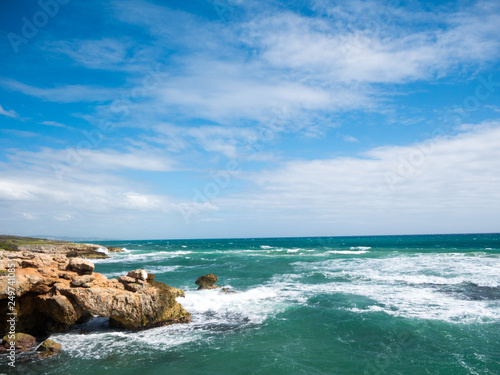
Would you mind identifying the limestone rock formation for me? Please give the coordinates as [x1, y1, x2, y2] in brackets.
[0, 251, 191, 336]
[0, 333, 36, 353]
[195, 274, 220, 289]
[68, 258, 95, 275]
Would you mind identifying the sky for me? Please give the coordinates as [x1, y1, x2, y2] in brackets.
[0, 0, 499, 240]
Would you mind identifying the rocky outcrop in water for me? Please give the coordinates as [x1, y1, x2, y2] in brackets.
[0, 250, 191, 336]
[37, 339, 62, 358]
[195, 274, 220, 289]
[0, 333, 36, 353]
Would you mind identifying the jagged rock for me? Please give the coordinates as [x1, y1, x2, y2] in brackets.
[37, 339, 62, 358]
[67, 258, 94, 275]
[0, 333, 36, 353]
[195, 274, 220, 290]
[0, 250, 191, 336]
[221, 288, 236, 294]
[107, 247, 124, 253]
[128, 269, 147, 281]
[71, 275, 95, 288]
[118, 275, 136, 284]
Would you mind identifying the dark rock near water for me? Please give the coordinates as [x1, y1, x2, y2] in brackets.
[37, 339, 62, 358]
[107, 247, 124, 253]
[0, 333, 36, 353]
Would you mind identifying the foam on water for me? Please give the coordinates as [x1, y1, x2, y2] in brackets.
[182, 285, 305, 326]
[52, 318, 200, 359]
[96, 247, 108, 254]
[325, 250, 369, 254]
[289, 252, 500, 323]
[350, 246, 372, 251]
[92, 250, 193, 264]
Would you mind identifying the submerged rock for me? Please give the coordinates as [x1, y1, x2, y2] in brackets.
[37, 339, 62, 358]
[0, 250, 191, 336]
[195, 274, 221, 290]
[106, 247, 124, 253]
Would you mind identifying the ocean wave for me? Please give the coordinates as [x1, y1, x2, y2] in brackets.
[288, 253, 500, 323]
[52, 319, 200, 359]
[325, 250, 369, 255]
[350, 246, 372, 251]
[92, 250, 193, 264]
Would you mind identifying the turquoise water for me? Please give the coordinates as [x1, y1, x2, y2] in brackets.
[2, 234, 500, 374]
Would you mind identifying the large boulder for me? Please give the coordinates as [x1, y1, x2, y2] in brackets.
[0, 333, 36, 353]
[71, 275, 95, 288]
[128, 269, 147, 281]
[195, 274, 220, 290]
[67, 258, 94, 275]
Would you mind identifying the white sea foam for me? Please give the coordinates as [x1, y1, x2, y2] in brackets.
[260, 245, 273, 249]
[182, 285, 305, 326]
[350, 246, 372, 251]
[52, 322, 200, 359]
[95, 246, 108, 254]
[92, 250, 193, 264]
[291, 252, 500, 323]
[325, 250, 369, 255]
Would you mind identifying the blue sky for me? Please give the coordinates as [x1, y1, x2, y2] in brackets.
[0, 0, 499, 239]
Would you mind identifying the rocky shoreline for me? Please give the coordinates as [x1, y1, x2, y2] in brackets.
[0, 236, 192, 359]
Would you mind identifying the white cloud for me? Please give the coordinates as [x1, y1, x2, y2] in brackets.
[7, 147, 176, 173]
[43, 38, 131, 69]
[208, 122, 500, 235]
[242, 2, 500, 84]
[1, 129, 39, 137]
[342, 135, 359, 143]
[0, 104, 19, 118]
[0, 78, 118, 103]
[40, 121, 67, 128]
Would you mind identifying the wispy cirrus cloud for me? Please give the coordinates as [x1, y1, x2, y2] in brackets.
[6, 147, 176, 173]
[243, 2, 500, 84]
[42, 38, 133, 70]
[0, 104, 19, 118]
[40, 121, 68, 128]
[0, 78, 119, 103]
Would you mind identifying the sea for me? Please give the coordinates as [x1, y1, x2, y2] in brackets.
[2, 233, 500, 375]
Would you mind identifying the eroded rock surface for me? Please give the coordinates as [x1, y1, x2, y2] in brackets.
[37, 339, 62, 358]
[0, 251, 191, 336]
[195, 274, 220, 290]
